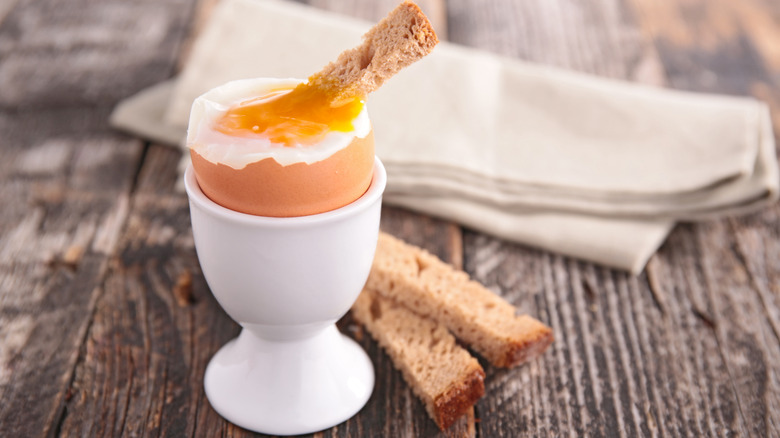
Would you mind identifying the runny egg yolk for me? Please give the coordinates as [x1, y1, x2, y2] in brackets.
[213, 81, 365, 146]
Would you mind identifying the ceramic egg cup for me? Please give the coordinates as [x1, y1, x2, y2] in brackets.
[184, 157, 386, 436]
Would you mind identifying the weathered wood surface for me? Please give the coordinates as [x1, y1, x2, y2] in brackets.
[0, 0, 778, 437]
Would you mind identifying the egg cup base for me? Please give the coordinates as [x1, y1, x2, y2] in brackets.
[203, 325, 374, 435]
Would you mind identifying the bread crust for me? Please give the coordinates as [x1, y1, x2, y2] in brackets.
[368, 232, 554, 368]
[352, 233, 554, 429]
[310, 1, 439, 105]
[433, 367, 485, 429]
[351, 289, 485, 430]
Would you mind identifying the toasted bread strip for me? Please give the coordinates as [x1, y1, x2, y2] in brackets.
[368, 232, 554, 368]
[351, 289, 485, 430]
[310, 1, 439, 105]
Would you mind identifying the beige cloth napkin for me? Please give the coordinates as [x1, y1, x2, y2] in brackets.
[111, 0, 778, 273]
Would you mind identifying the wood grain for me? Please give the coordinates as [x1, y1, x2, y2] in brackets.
[0, 0, 196, 110]
[1, 0, 779, 436]
[59, 172, 229, 437]
[630, 1, 780, 436]
[631, 0, 780, 132]
[0, 106, 143, 437]
[0, 0, 196, 435]
[447, 0, 780, 436]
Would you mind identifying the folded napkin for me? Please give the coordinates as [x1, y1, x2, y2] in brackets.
[111, 0, 778, 273]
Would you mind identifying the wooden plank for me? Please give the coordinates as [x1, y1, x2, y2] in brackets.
[445, 0, 780, 436]
[0, 0, 199, 434]
[0, 108, 141, 436]
[630, 1, 780, 436]
[446, 0, 666, 84]
[58, 181, 229, 437]
[0, 0, 196, 110]
[445, 0, 674, 435]
[175, 0, 222, 72]
[630, 0, 780, 132]
[58, 145, 266, 438]
[0, 0, 20, 28]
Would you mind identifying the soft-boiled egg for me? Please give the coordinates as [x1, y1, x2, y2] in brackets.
[187, 78, 375, 217]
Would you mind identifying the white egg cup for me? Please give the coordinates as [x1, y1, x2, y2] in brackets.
[184, 157, 386, 436]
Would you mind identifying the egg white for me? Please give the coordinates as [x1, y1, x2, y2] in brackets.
[187, 78, 371, 169]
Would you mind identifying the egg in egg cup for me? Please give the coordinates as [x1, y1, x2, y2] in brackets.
[184, 157, 385, 435]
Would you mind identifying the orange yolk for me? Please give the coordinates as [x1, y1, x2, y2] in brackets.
[214, 82, 365, 146]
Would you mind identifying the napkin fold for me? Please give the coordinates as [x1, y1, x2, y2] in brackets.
[111, 0, 778, 273]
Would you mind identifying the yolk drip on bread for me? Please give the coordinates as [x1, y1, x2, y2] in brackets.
[188, 78, 375, 217]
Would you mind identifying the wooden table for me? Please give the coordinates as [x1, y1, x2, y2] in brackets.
[1, 0, 779, 436]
